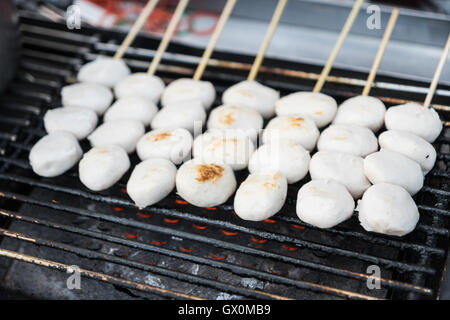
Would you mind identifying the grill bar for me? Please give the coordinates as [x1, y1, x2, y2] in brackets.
[0, 228, 293, 300]
[0, 248, 204, 300]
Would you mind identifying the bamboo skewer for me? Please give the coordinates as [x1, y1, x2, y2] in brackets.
[192, 0, 237, 81]
[361, 7, 399, 96]
[423, 33, 450, 108]
[147, 0, 190, 75]
[113, 0, 160, 60]
[247, 0, 288, 81]
[313, 0, 364, 93]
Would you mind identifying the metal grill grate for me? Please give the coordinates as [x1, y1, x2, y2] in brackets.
[0, 12, 449, 300]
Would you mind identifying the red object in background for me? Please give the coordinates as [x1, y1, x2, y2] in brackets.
[86, 0, 218, 37]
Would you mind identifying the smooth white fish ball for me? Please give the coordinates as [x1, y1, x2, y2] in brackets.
[317, 124, 378, 157]
[333, 96, 386, 132]
[363, 149, 424, 195]
[151, 100, 206, 133]
[87, 120, 145, 153]
[29, 131, 82, 177]
[385, 102, 442, 142]
[79, 145, 130, 191]
[358, 183, 420, 236]
[77, 57, 130, 88]
[193, 130, 255, 171]
[104, 97, 158, 126]
[114, 73, 165, 103]
[207, 104, 263, 141]
[296, 179, 355, 229]
[378, 130, 436, 174]
[309, 151, 371, 199]
[262, 115, 319, 151]
[222, 80, 280, 118]
[61, 83, 113, 115]
[248, 141, 310, 184]
[126, 158, 177, 209]
[136, 128, 193, 164]
[234, 171, 287, 221]
[161, 78, 215, 110]
[275, 92, 337, 128]
[176, 160, 236, 207]
[44, 107, 98, 140]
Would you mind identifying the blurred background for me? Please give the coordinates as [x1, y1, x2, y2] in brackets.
[12, 0, 450, 84]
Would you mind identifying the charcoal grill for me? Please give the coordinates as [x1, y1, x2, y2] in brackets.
[0, 10, 449, 300]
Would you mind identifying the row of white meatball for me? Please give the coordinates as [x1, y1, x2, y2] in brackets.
[29, 56, 443, 238]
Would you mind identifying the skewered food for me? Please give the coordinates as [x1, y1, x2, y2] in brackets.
[79, 145, 130, 191]
[363, 149, 424, 195]
[309, 151, 371, 199]
[87, 119, 145, 153]
[29, 131, 82, 177]
[176, 160, 237, 207]
[114, 73, 165, 103]
[378, 130, 436, 174]
[234, 171, 287, 221]
[296, 179, 355, 229]
[192, 129, 255, 170]
[77, 57, 131, 88]
[275, 92, 337, 128]
[222, 80, 280, 118]
[333, 95, 386, 132]
[43, 107, 98, 140]
[103, 97, 158, 126]
[317, 124, 378, 157]
[151, 99, 206, 133]
[61, 83, 113, 115]
[384, 102, 442, 142]
[136, 128, 193, 165]
[262, 115, 320, 151]
[127, 158, 177, 209]
[207, 104, 263, 142]
[358, 183, 420, 236]
[248, 141, 310, 184]
[161, 78, 216, 110]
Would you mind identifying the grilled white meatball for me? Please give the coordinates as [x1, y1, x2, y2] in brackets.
[136, 128, 193, 164]
[234, 171, 287, 221]
[262, 115, 319, 151]
[87, 120, 145, 153]
[309, 151, 371, 199]
[222, 80, 280, 118]
[103, 97, 158, 126]
[358, 183, 420, 236]
[127, 158, 177, 209]
[161, 78, 215, 110]
[275, 92, 337, 128]
[79, 145, 130, 191]
[317, 124, 378, 157]
[114, 73, 165, 103]
[193, 130, 255, 171]
[151, 100, 206, 133]
[363, 149, 424, 195]
[385, 102, 442, 142]
[378, 130, 436, 174]
[207, 104, 263, 142]
[248, 141, 310, 184]
[296, 179, 355, 229]
[333, 96, 386, 132]
[176, 160, 237, 207]
[77, 57, 130, 88]
[29, 131, 82, 177]
[44, 107, 98, 140]
[61, 83, 113, 115]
